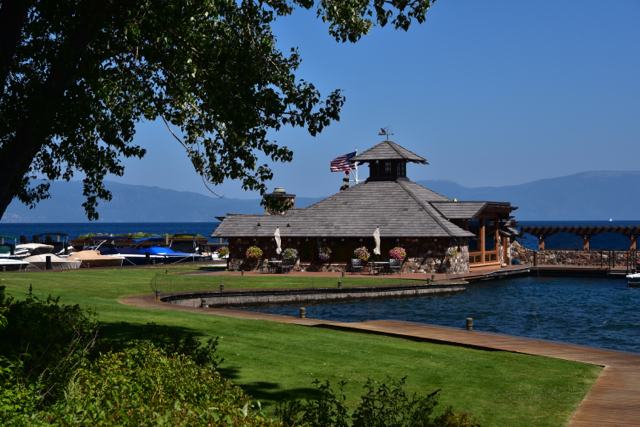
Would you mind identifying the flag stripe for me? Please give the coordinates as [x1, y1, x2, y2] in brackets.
[330, 151, 356, 172]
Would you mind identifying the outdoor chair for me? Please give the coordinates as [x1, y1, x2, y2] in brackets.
[19, 235, 27, 244]
[351, 258, 364, 274]
[259, 259, 271, 274]
[389, 258, 402, 274]
[281, 258, 295, 274]
[32, 235, 40, 243]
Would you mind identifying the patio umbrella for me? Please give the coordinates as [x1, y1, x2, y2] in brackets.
[373, 227, 381, 256]
[274, 227, 282, 255]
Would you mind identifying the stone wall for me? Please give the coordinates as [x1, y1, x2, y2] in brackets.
[510, 241, 637, 267]
[227, 236, 470, 274]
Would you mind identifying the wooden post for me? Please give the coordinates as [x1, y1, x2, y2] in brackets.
[583, 236, 590, 251]
[494, 216, 500, 261]
[631, 236, 637, 251]
[539, 236, 545, 250]
[479, 217, 485, 263]
[503, 236, 509, 265]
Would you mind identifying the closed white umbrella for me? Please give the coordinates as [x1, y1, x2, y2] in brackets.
[373, 227, 381, 256]
[274, 227, 282, 255]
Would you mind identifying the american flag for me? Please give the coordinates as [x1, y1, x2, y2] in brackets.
[330, 151, 356, 172]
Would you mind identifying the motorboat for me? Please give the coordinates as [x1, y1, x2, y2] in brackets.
[0, 259, 29, 271]
[69, 250, 124, 268]
[23, 254, 81, 270]
[627, 273, 640, 287]
[34, 233, 72, 255]
[138, 246, 207, 264]
[98, 247, 164, 266]
[16, 243, 55, 255]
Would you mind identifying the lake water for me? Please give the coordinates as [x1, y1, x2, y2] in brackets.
[247, 276, 640, 353]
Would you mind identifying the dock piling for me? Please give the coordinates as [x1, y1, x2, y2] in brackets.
[466, 317, 473, 331]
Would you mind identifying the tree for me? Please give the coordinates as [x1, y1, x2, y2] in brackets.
[0, 0, 435, 220]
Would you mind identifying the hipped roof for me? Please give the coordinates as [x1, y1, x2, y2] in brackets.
[213, 179, 477, 239]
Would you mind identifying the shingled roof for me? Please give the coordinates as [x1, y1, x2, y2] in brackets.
[212, 179, 476, 239]
[350, 140, 428, 164]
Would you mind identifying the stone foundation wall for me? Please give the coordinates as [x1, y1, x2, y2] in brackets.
[510, 241, 637, 267]
[227, 237, 470, 273]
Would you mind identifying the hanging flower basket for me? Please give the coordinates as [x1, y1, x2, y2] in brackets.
[216, 246, 229, 258]
[389, 247, 406, 260]
[245, 246, 263, 259]
[283, 248, 298, 260]
[446, 248, 458, 259]
[318, 246, 332, 261]
[354, 247, 370, 262]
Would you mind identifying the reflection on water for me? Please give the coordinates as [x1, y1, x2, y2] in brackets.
[246, 276, 640, 353]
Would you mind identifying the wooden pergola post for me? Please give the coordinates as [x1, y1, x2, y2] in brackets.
[503, 236, 509, 265]
[583, 236, 590, 251]
[494, 216, 500, 257]
[479, 217, 485, 263]
[539, 236, 545, 250]
[631, 236, 637, 251]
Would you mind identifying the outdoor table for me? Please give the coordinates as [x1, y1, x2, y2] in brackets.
[369, 261, 390, 275]
[268, 260, 282, 273]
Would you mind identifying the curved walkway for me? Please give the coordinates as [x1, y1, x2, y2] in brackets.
[120, 293, 640, 426]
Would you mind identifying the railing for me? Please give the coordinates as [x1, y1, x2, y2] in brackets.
[469, 250, 499, 264]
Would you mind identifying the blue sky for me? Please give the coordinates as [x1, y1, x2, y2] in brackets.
[109, 0, 640, 199]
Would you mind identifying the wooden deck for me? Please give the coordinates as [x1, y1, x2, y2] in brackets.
[120, 292, 640, 426]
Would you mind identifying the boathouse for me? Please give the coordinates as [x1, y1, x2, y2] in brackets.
[212, 140, 519, 273]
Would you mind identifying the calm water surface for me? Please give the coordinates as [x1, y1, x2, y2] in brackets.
[248, 276, 640, 353]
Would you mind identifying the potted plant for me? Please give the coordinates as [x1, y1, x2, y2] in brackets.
[283, 248, 298, 260]
[216, 246, 229, 258]
[245, 246, 263, 259]
[389, 247, 406, 260]
[317, 246, 332, 261]
[354, 247, 370, 262]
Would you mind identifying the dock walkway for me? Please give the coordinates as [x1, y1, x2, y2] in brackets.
[121, 292, 640, 426]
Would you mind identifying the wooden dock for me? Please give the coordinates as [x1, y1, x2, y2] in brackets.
[121, 292, 640, 426]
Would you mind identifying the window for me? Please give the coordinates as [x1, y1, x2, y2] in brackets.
[384, 161, 392, 175]
[397, 162, 406, 177]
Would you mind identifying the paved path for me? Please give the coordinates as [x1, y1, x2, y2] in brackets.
[120, 292, 640, 426]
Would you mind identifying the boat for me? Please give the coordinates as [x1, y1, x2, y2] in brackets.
[34, 233, 73, 255]
[627, 273, 640, 287]
[98, 247, 164, 266]
[138, 246, 207, 264]
[15, 243, 55, 255]
[0, 259, 29, 271]
[69, 250, 124, 268]
[23, 254, 81, 270]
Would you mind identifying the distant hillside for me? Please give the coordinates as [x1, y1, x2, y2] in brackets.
[417, 171, 640, 220]
[3, 171, 639, 222]
[1, 181, 323, 223]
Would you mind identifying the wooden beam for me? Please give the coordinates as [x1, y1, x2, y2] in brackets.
[480, 217, 485, 263]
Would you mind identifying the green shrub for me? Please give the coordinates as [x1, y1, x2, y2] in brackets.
[276, 377, 479, 427]
[45, 343, 275, 426]
[0, 285, 98, 410]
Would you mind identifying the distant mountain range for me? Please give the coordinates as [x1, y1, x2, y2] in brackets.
[416, 171, 640, 221]
[1, 171, 638, 222]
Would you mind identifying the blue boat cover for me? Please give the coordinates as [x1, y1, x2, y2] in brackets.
[133, 237, 165, 242]
[138, 247, 195, 257]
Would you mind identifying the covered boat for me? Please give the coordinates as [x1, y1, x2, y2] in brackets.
[69, 250, 124, 268]
[16, 243, 55, 255]
[627, 273, 640, 287]
[99, 247, 164, 266]
[23, 254, 80, 270]
[0, 259, 29, 271]
[138, 246, 207, 263]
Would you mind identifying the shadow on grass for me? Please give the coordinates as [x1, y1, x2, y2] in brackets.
[97, 321, 320, 408]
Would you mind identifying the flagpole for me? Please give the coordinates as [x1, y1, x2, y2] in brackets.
[354, 147, 358, 183]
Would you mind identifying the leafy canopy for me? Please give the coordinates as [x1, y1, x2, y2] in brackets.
[0, 0, 435, 219]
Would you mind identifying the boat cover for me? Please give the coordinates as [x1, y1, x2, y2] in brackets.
[133, 237, 165, 242]
[99, 247, 144, 255]
[139, 247, 195, 257]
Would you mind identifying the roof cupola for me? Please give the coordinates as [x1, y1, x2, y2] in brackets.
[349, 140, 428, 181]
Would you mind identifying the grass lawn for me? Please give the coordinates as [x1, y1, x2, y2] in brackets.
[1, 267, 601, 426]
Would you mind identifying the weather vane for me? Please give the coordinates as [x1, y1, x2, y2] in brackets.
[378, 126, 394, 139]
